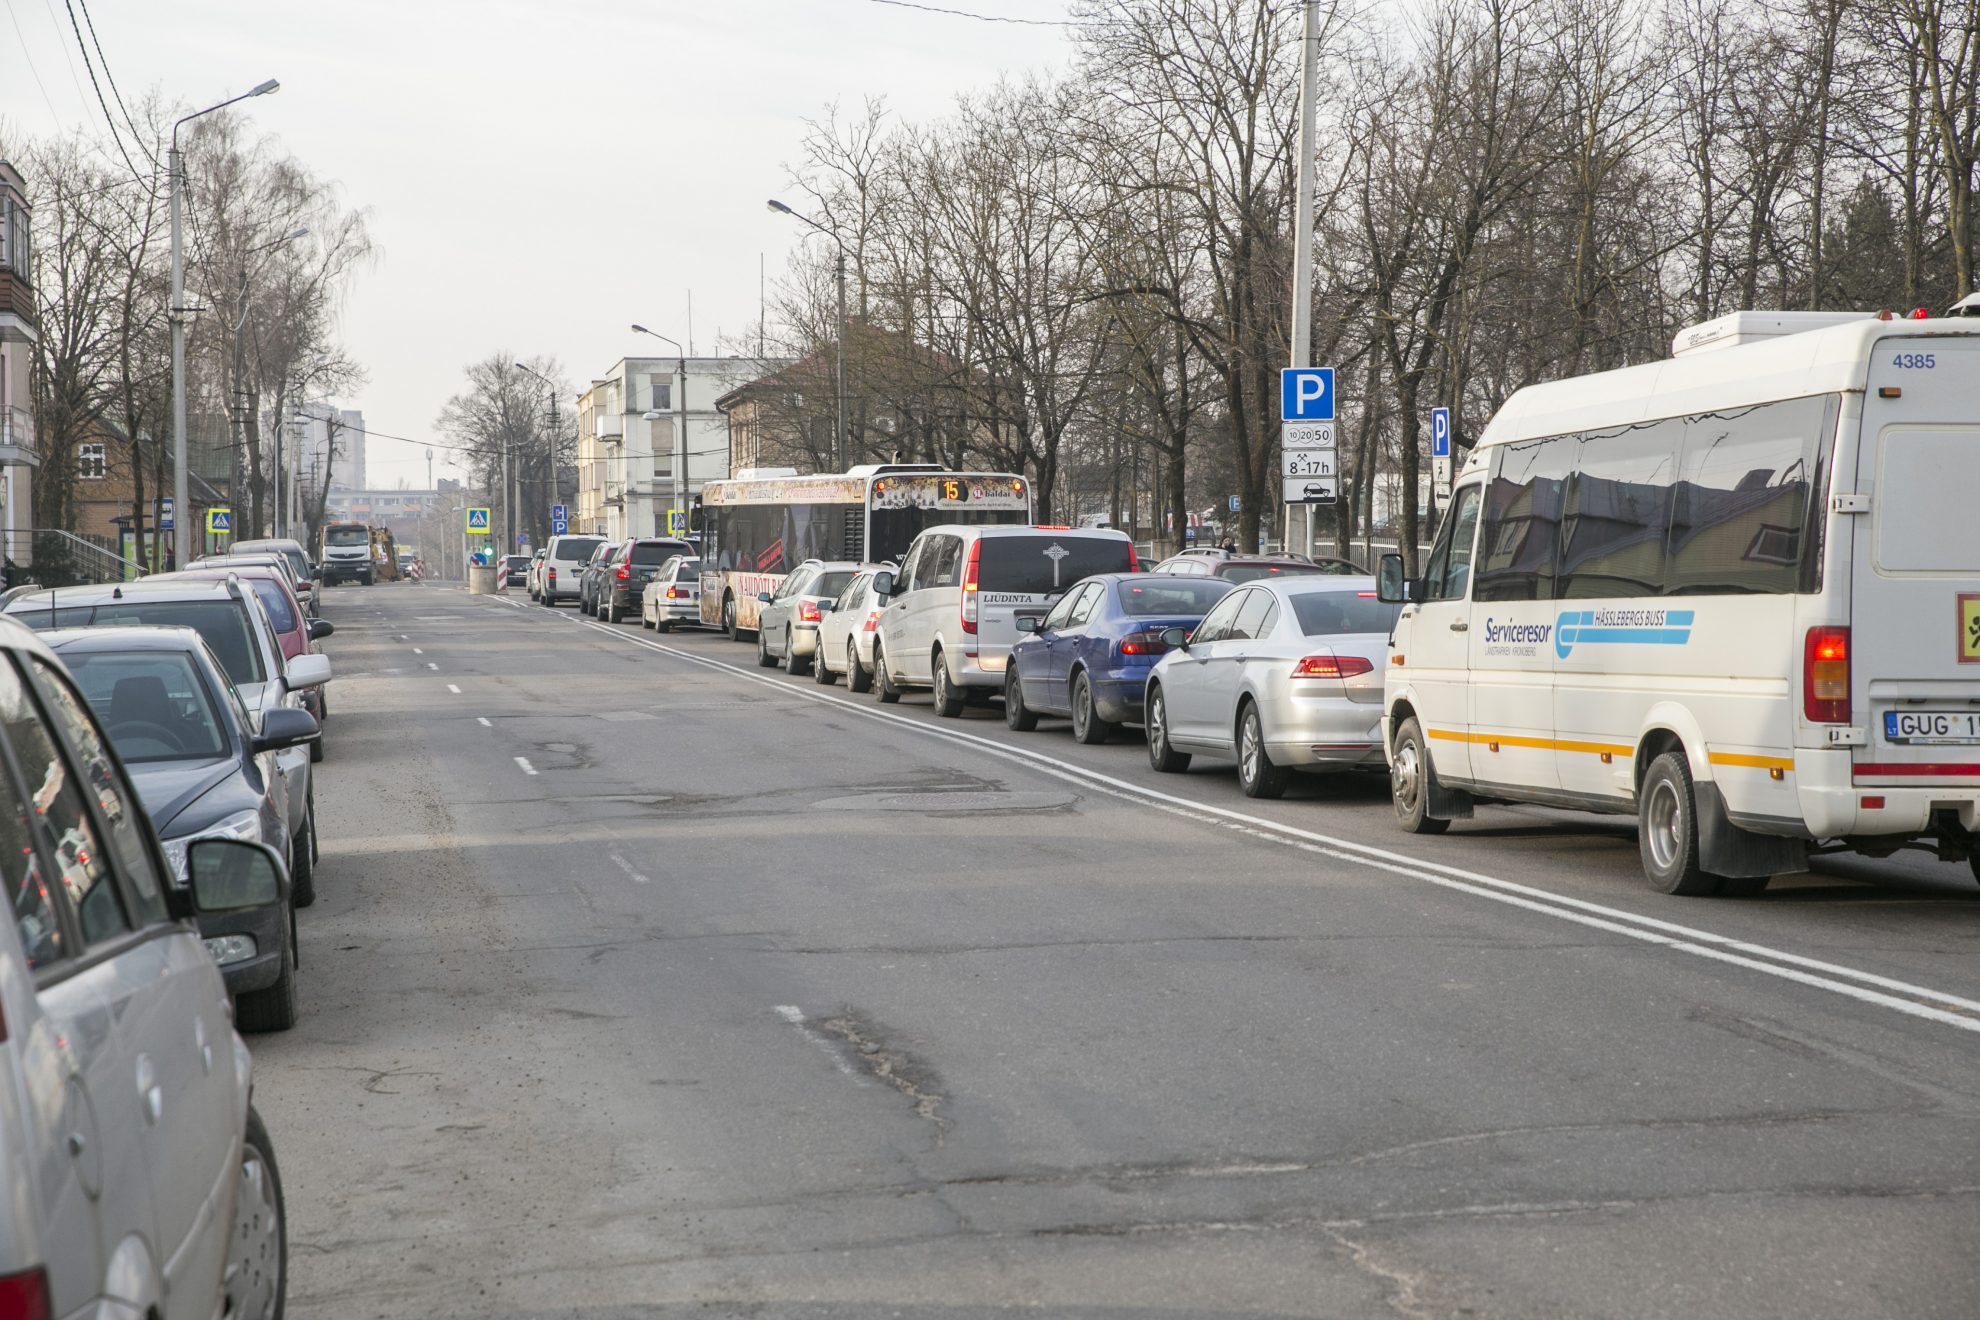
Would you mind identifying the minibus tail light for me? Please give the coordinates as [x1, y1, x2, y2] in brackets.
[960, 540, 981, 634]
[1803, 626, 1850, 723]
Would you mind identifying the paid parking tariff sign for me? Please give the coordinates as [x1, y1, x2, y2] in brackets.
[466, 507, 491, 534]
[550, 503, 568, 536]
[1280, 366, 1337, 504]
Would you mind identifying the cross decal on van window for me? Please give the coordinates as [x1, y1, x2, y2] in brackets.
[1043, 542, 1070, 588]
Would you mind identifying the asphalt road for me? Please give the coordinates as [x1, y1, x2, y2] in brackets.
[256, 581, 1980, 1319]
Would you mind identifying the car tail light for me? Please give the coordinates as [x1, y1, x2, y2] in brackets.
[798, 600, 821, 623]
[1291, 653, 1373, 679]
[960, 539, 982, 634]
[548, 568, 557, 583]
[1118, 630, 1170, 657]
[1804, 626, 1850, 723]
[0, 1268, 51, 1320]
[664, 588, 680, 599]
[615, 564, 630, 580]
[863, 610, 880, 633]
[1126, 543, 1141, 571]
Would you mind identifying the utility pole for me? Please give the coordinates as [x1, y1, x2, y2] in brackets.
[1287, 0, 1320, 557]
[833, 247, 848, 472]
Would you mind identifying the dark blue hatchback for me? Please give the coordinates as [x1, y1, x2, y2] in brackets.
[1005, 573, 1235, 744]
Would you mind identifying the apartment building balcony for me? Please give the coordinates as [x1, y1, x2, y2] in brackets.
[0, 405, 34, 466]
[0, 269, 33, 344]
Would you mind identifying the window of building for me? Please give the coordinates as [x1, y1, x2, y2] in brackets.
[651, 382, 671, 410]
[78, 442, 107, 480]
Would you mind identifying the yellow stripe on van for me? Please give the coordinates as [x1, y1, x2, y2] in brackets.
[1429, 729, 1789, 773]
[1707, 751, 1795, 773]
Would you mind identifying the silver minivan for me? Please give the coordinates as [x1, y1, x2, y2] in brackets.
[0, 619, 289, 1319]
[873, 525, 1137, 716]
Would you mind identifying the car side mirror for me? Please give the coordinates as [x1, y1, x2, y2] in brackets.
[308, 618, 334, 641]
[186, 837, 286, 914]
[1376, 554, 1412, 605]
[756, 591, 773, 603]
[818, 601, 835, 613]
[253, 706, 321, 754]
[1160, 626, 1190, 649]
[873, 573, 895, 598]
[1018, 615, 1043, 633]
[285, 653, 332, 690]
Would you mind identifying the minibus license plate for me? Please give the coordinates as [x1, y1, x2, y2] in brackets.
[1884, 711, 1980, 744]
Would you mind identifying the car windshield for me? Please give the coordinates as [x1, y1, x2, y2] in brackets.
[65, 651, 229, 764]
[11, 600, 266, 685]
[504, 556, 530, 570]
[977, 537, 1134, 594]
[325, 526, 368, 546]
[813, 570, 856, 598]
[1289, 590, 1403, 636]
[1116, 578, 1232, 616]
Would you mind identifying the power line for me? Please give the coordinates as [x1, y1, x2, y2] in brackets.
[58, 0, 142, 181]
[860, 0, 1098, 26]
[3, 0, 62, 121]
[75, 0, 158, 169]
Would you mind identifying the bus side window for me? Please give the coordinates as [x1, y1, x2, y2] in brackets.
[1426, 486, 1482, 602]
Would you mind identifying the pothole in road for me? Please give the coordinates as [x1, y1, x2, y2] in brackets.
[814, 1009, 949, 1138]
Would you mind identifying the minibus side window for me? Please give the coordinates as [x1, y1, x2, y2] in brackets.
[1477, 437, 1569, 601]
[1668, 395, 1829, 595]
[1426, 486, 1482, 602]
[1560, 418, 1681, 599]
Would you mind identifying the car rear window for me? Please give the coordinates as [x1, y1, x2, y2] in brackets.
[632, 541, 692, 565]
[66, 651, 228, 764]
[1221, 562, 1331, 584]
[1289, 590, 1403, 636]
[1117, 578, 1232, 616]
[977, 536, 1133, 595]
[554, 537, 603, 562]
[12, 600, 266, 685]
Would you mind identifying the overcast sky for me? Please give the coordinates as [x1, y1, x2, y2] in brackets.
[2, 0, 1077, 487]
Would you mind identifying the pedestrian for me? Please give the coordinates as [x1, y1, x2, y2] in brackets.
[1220, 537, 1237, 554]
[0, 556, 16, 589]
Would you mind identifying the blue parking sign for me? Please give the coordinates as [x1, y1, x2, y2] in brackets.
[1430, 407, 1451, 458]
[1280, 367, 1335, 422]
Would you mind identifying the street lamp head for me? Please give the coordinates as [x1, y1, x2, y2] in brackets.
[766, 199, 793, 215]
[251, 79, 280, 97]
[630, 323, 649, 334]
[286, 225, 309, 241]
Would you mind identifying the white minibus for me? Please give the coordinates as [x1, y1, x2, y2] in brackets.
[1378, 310, 1980, 895]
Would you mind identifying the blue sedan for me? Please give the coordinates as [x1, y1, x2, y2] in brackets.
[1005, 573, 1235, 743]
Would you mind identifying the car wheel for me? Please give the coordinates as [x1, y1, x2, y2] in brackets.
[1237, 701, 1292, 799]
[655, 617, 672, 634]
[813, 642, 837, 684]
[1005, 669, 1039, 731]
[757, 628, 779, 668]
[541, 590, 557, 607]
[785, 630, 811, 675]
[1638, 751, 1731, 896]
[289, 806, 317, 909]
[234, 948, 298, 1032]
[642, 605, 655, 629]
[223, 1107, 287, 1319]
[932, 652, 964, 717]
[874, 642, 902, 703]
[603, 597, 620, 624]
[308, 727, 324, 763]
[847, 641, 874, 694]
[1390, 715, 1451, 835]
[1071, 672, 1115, 745]
[724, 596, 740, 640]
[1147, 685, 1190, 772]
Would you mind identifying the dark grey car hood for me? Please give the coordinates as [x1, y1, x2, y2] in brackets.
[126, 757, 244, 836]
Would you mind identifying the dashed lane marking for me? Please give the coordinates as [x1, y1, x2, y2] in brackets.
[514, 756, 538, 776]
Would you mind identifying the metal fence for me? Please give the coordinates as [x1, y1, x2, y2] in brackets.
[0, 528, 149, 589]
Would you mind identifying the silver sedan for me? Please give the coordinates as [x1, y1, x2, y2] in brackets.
[1143, 576, 1399, 798]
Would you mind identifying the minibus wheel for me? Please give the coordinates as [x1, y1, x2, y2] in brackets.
[1390, 716, 1450, 835]
[1638, 752, 1721, 895]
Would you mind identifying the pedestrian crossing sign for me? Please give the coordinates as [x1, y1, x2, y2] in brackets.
[466, 507, 491, 533]
[206, 508, 231, 533]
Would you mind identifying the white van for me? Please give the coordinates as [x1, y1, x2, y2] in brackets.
[538, 532, 606, 607]
[874, 525, 1137, 716]
[1379, 311, 1980, 895]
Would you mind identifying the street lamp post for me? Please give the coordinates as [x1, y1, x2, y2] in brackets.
[171, 77, 279, 568]
[630, 326, 687, 538]
[767, 199, 848, 472]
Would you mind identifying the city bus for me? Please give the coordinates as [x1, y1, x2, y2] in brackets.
[700, 464, 1031, 636]
[1378, 309, 1980, 895]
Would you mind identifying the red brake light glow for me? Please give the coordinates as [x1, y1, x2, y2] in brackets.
[1118, 630, 1171, 657]
[1291, 654, 1374, 679]
[798, 600, 821, 623]
[1803, 626, 1850, 723]
[0, 1268, 51, 1320]
[1126, 543, 1141, 571]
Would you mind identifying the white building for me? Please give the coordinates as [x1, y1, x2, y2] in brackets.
[291, 401, 366, 496]
[0, 161, 37, 557]
[574, 356, 779, 540]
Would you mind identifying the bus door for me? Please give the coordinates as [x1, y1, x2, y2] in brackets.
[1407, 482, 1483, 788]
[1852, 335, 1980, 780]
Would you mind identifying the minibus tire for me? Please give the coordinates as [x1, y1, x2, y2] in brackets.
[1390, 716, 1450, 835]
[932, 653, 965, 717]
[1638, 752, 1721, 896]
[1970, 852, 1980, 887]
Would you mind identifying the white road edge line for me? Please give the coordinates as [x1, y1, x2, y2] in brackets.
[565, 615, 1980, 1036]
[607, 851, 651, 884]
[514, 756, 537, 776]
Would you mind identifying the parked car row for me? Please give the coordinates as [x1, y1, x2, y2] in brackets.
[0, 544, 335, 1315]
